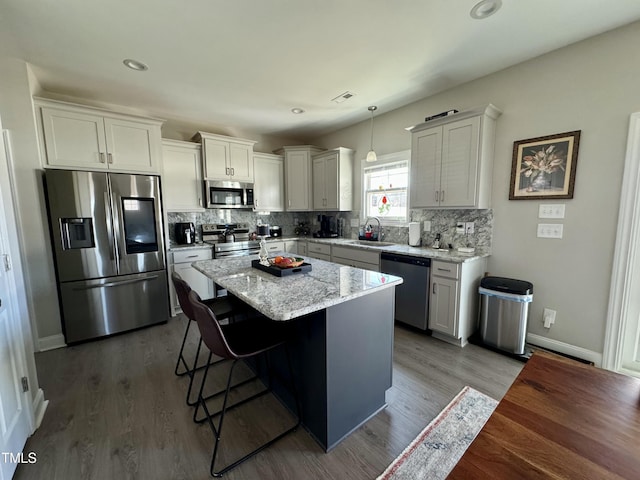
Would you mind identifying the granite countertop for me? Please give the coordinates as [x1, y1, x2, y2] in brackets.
[297, 237, 490, 263]
[170, 237, 489, 263]
[192, 255, 403, 321]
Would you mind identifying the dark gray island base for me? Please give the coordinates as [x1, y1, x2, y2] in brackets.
[192, 255, 401, 451]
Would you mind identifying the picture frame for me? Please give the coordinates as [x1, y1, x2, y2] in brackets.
[509, 130, 581, 200]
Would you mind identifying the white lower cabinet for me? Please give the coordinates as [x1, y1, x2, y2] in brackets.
[429, 258, 487, 346]
[331, 245, 380, 271]
[284, 240, 298, 254]
[297, 241, 308, 256]
[306, 242, 331, 261]
[265, 240, 285, 255]
[169, 248, 214, 316]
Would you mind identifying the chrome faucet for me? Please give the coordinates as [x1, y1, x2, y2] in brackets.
[364, 216, 383, 241]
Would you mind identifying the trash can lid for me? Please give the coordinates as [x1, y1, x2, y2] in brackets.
[480, 276, 533, 295]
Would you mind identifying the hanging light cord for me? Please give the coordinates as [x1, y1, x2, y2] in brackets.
[369, 108, 375, 151]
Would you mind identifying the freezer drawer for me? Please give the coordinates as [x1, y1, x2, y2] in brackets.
[59, 270, 169, 343]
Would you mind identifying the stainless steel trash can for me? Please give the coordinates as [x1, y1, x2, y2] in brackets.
[479, 277, 533, 355]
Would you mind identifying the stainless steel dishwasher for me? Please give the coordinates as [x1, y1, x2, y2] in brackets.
[380, 252, 430, 330]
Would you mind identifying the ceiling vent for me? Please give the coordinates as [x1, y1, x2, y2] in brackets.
[331, 91, 356, 104]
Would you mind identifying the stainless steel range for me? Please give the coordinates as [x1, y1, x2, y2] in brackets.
[202, 223, 261, 258]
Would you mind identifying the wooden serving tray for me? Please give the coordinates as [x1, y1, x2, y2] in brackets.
[251, 259, 312, 277]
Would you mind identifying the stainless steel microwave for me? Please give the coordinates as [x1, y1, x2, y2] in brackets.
[205, 180, 254, 209]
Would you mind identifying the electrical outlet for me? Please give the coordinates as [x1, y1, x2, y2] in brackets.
[537, 223, 563, 239]
[539, 204, 566, 219]
[456, 222, 465, 234]
[543, 308, 556, 328]
[423, 220, 431, 232]
[294, 217, 298, 225]
[465, 222, 475, 234]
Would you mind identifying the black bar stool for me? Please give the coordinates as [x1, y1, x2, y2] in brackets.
[188, 290, 301, 477]
[172, 272, 240, 406]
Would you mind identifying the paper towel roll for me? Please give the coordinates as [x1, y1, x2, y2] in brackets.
[408, 222, 421, 246]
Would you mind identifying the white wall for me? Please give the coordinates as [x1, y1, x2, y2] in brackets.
[312, 21, 640, 356]
[0, 57, 45, 399]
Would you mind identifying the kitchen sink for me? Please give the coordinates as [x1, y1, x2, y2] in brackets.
[347, 240, 396, 248]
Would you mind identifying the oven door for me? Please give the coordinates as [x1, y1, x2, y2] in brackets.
[206, 180, 254, 209]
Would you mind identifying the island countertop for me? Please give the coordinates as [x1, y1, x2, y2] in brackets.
[192, 254, 403, 321]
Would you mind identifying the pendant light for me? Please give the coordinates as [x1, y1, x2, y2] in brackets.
[366, 106, 378, 162]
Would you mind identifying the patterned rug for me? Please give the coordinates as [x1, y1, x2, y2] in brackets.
[377, 386, 497, 480]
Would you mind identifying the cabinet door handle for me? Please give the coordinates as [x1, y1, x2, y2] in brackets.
[186, 255, 199, 258]
[99, 152, 106, 163]
[108, 153, 113, 164]
[198, 197, 202, 207]
[433, 283, 437, 294]
[225, 167, 230, 175]
[437, 267, 451, 272]
[288, 199, 291, 207]
[231, 168, 235, 176]
[435, 190, 439, 202]
[441, 190, 444, 203]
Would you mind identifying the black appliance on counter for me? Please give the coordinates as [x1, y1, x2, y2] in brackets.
[269, 226, 282, 237]
[314, 215, 338, 238]
[175, 222, 196, 244]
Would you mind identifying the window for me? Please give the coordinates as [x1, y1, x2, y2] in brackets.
[363, 151, 410, 224]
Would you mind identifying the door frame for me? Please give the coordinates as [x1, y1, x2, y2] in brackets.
[603, 112, 640, 375]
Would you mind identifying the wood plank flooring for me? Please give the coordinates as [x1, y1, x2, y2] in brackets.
[15, 316, 523, 480]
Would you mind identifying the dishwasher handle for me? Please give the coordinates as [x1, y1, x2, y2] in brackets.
[380, 253, 431, 267]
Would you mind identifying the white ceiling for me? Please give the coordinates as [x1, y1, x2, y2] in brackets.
[2, 0, 640, 140]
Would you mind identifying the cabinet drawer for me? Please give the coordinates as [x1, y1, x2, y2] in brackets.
[307, 242, 331, 255]
[266, 241, 285, 252]
[431, 260, 459, 279]
[173, 249, 212, 264]
[332, 246, 380, 268]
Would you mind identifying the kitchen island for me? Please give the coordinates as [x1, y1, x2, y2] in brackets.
[192, 255, 403, 451]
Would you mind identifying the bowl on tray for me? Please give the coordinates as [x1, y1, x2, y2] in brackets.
[269, 256, 305, 268]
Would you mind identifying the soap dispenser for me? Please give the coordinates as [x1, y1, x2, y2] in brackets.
[431, 233, 441, 249]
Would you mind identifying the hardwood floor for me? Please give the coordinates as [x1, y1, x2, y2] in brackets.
[15, 316, 523, 480]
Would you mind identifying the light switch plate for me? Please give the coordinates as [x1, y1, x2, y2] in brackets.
[539, 204, 565, 219]
[456, 222, 465, 234]
[350, 218, 359, 227]
[537, 223, 563, 239]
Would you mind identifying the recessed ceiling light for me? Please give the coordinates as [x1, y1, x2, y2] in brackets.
[470, 0, 502, 19]
[123, 58, 149, 71]
[291, 107, 305, 114]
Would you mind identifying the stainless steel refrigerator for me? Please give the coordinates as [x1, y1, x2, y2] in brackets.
[44, 169, 169, 344]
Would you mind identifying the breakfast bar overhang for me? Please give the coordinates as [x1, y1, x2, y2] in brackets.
[193, 255, 403, 451]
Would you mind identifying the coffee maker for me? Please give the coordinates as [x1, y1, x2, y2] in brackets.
[175, 222, 195, 244]
[314, 215, 337, 238]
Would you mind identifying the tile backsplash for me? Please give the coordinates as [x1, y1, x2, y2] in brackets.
[167, 208, 492, 250]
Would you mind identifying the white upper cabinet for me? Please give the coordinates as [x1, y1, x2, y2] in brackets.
[410, 104, 501, 209]
[36, 98, 163, 173]
[193, 132, 256, 182]
[277, 145, 325, 211]
[162, 139, 204, 212]
[312, 147, 354, 211]
[253, 152, 284, 212]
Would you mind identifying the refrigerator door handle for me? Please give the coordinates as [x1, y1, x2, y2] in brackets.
[104, 191, 118, 263]
[73, 275, 159, 290]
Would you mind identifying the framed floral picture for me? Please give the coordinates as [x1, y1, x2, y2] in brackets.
[509, 130, 581, 200]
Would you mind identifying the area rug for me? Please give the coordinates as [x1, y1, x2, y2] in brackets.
[377, 386, 497, 480]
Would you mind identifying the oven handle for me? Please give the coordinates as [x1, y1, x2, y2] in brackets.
[215, 250, 259, 258]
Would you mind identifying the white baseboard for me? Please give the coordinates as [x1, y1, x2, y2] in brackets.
[527, 333, 602, 367]
[31, 388, 48, 431]
[38, 333, 66, 352]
